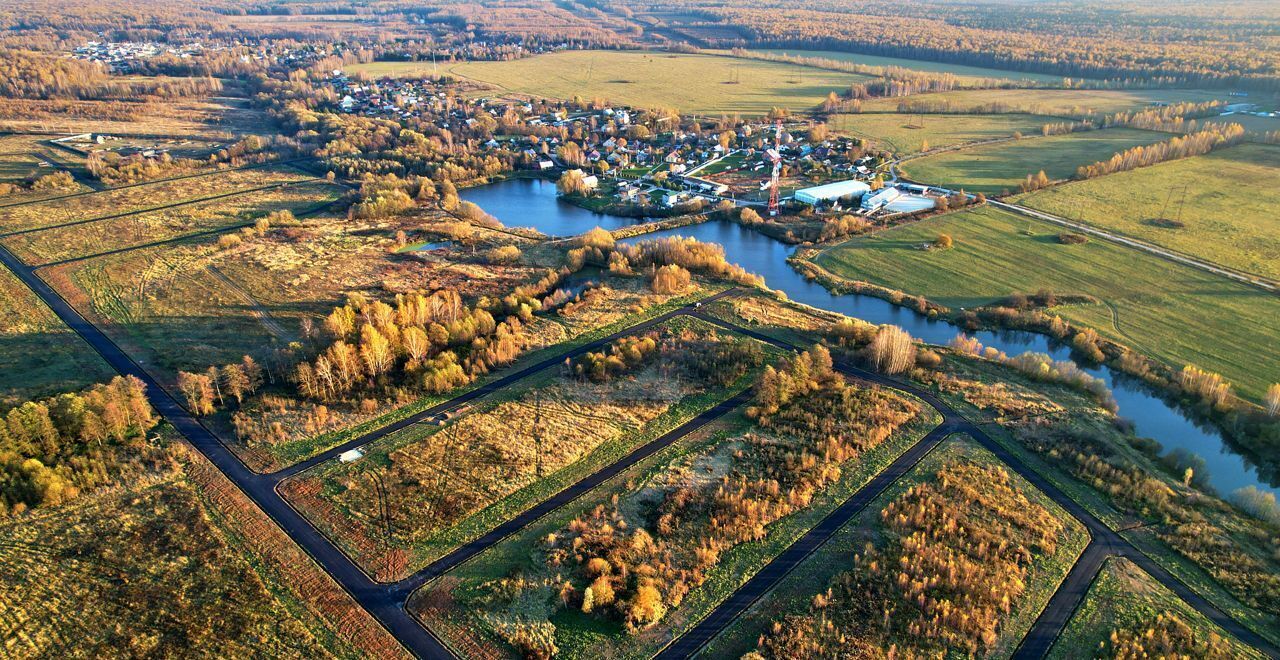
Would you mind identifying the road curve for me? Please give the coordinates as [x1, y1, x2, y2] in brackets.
[680, 311, 1280, 660]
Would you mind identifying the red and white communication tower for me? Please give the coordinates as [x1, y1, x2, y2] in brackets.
[765, 119, 784, 216]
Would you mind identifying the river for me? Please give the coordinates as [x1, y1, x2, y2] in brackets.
[462, 178, 1278, 498]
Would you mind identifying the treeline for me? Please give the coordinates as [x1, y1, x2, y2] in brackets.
[0, 376, 160, 515]
[1075, 123, 1246, 180]
[0, 50, 222, 100]
[753, 460, 1065, 657]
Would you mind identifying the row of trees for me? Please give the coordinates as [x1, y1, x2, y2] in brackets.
[1075, 124, 1246, 180]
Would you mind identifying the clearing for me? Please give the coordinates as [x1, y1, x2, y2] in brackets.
[744, 48, 1068, 84]
[812, 205, 1280, 399]
[421, 50, 875, 115]
[899, 127, 1174, 194]
[1011, 143, 1280, 280]
[0, 262, 113, 406]
[831, 113, 1051, 155]
[858, 87, 1228, 116]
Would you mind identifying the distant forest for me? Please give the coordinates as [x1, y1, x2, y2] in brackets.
[1, 0, 1277, 90]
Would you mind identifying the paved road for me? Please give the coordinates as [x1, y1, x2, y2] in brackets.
[5, 224, 1277, 660]
[676, 312, 1280, 660]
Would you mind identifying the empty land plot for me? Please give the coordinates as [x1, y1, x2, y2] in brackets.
[812, 206, 1280, 399]
[0, 151, 41, 181]
[859, 87, 1228, 116]
[0, 97, 262, 137]
[899, 128, 1172, 194]
[412, 362, 936, 659]
[831, 113, 1051, 154]
[1049, 557, 1264, 659]
[0, 263, 113, 406]
[745, 48, 1069, 84]
[431, 50, 875, 115]
[3, 179, 340, 265]
[0, 467, 357, 658]
[0, 165, 313, 234]
[1012, 143, 1280, 280]
[702, 435, 1089, 660]
[283, 318, 771, 580]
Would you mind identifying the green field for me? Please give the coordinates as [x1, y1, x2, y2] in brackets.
[702, 434, 1089, 659]
[745, 48, 1069, 84]
[859, 87, 1228, 116]
[832, 113, 1051, 154]
[0, 262, 113, 406]
[1049, 557, 1264, 659]
[813, 206, 1280, 399]
[900, 127, 1172, 194]
[415, 50, 874, 115]
[1013, 143, 1280, 280]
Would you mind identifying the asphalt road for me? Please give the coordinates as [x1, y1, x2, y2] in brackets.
[4, 229, 1276, 660]
[676, 312, 1280, 660]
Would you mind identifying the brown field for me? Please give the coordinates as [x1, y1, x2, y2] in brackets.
[0, 165, 315, 234]
[4, 179, 341, 265]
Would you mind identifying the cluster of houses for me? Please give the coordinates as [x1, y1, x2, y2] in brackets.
[71, 41, 209, 71]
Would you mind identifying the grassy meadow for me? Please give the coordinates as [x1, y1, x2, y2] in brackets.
[701, 435, 1089, 659]
[812, 205, 1280, 400]
[0, 165, 314, 234]
[831, 112, 1051, 154]
[745, 48, 1068, 84]
[1013, 143, 1280, 280]
[0, 263, 113, 406]
[423, 50, 874, 115]
[1049, 557, 1265, 659]
[4, 179, 340, 265]
[899, 127, 1172, 194]
[859, 88, 1228, 116]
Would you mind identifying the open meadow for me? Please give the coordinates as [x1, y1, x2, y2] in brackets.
[411, 353, 939, 659]
[1012, 143, 1280, 280]
[812, 205, 1280, 400]
[857, 87, 1229, 116]
[831, 113, 1051, 155]
[425, 50, 874, 115]
[701, 434, 1089, 659]
[743, 48, 1069, 84]
[3, 179, 341, 265]
[0, 164, 317, 235]
[1049, 557, 1265, 659]
[899, 127, 1173, 194]
[283, 317, 773, 580]
[0, 263, 113, 406]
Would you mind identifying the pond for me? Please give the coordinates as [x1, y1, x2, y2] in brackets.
[466, 178, 1278, 499]
[460, 177, 647, 235]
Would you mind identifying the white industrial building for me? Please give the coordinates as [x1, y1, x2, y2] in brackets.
[794, 179, 872, 205]
[861, 186, 902, 211]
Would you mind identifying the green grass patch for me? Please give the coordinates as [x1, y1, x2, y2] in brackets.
[813, 205, 1280, 399]
[742, 48, 1070, 84]
[832, 113, 1052, 155]
[859, 88, 1229, 116]
[1012, 143, 1280, 280]
[899, 127, 1171, 194]
[0, 261, 113, 407]
[412, 50, 875, 116]
[1049, 557, 1265, 659]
